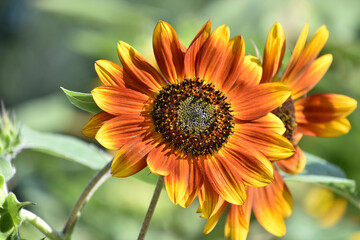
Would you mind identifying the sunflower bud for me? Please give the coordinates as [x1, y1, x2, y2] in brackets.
[0, 104, 21, 158]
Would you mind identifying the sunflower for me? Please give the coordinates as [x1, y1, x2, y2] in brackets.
[198, 22, 357, 240]
[261, 22, 357, 174]
[82, 20, 295, 207]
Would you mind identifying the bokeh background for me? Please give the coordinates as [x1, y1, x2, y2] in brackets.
[1, 0, 359, 239]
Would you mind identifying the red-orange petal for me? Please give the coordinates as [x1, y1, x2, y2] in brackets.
[236, 113, 286, 135]
[231, 125, 295, 161]
[226, 55, 262, 98]
[252, 169, 293, 237]
[82, 111, 115, 138]
[92, 86, 149, 116]
[164, 159, 191, 205]
[195, 25, 230, 84]
[232, 83, 291, 120]
[147, 144, 176, 176]
[277, 145, 306, 174]
[95, 60, 126, 87]
[111, 137, 153, 177]
[203, 156, 247, 205]
[117, 41, 166, 96]
[184, 21, 211, 77]
[296, 118, 351, 137]
[295, 93, 357, 123]
[221, 143, 274, 187]
[288, 54, 333, 99]
[96, 114, 146, 150]
[215, 35, 245, 92]
[178, 162, 203, 208]
[153, 21, 185, 84]
[260, 22, 286, 83]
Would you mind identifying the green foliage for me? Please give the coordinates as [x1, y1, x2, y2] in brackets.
[0, 107, 21, 157]
[0, 157, 15, 182]
[0, 175, 32, 240]
[61, 87, 101, 114]
[0, 107, 20, 181]
[284, 152, 359, 209]
[21, 125, 110, 170]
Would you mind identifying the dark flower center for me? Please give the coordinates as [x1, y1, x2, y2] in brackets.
[151, 78, 234, 157]
[272, 97, 296, 141]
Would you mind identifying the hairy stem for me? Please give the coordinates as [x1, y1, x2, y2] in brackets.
[62, 160, 112, 238]
[21, 209, 63, 240]
[137, 175, 164, 240]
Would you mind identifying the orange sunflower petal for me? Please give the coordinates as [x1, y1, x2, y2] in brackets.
[111, 137, 153, 177]
[92, 86, 149, 115]
[82, 111, 115, 138]
[277, 145, 306, 174]
[178, 162, 203, 208]
[225, 55, 263, 98]
[260, 22, 286, 83]
[203, 198, 227, 234]
[153, 21, 185, 84]
[296, 118, 351, 137]
[95, 114, 146, 150]
[164, 159, 191, 205]
[184, 20, 211, 77]
[252, 169, 293, 237]
[95, 60, 126, 87]
[195, 24, 230, 83]
[215, 35, 245, 91]
[237, 113, 286, 135]
[231, 125, 295, 161]
[224, 192, 253, 240]
[203, 156, 247, 205]
[198, 177, 221, 218]
[117, 41, 166, 96]
[232, 83, 291, 120]
[147, 144, 176, 176]
[219, 145, 274, 187]
[288, 54, 333, 99]
[295, 93, 357, 123]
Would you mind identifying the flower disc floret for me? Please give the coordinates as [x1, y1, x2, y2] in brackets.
[151, 78, 234, 157]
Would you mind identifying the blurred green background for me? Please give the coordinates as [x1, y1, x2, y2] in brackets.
[1, 0, 359, 239]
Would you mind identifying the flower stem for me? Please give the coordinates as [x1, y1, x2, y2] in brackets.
[21, 209, 64, 240]
[62, 160, 112, 238]
[137, 175, 164, 240]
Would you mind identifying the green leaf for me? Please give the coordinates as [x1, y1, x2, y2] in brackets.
[0, 175, 5, 205]
[21, 125, 110, 170]
[61, 87, 102, 114]
[0, 158, 15, 182]
[5, 193, 31, 227]
[283, 152, 359, 209]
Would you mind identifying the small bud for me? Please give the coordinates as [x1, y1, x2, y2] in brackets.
[0, 103, 21, 157]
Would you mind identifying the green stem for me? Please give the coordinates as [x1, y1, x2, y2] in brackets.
[21, 209, 63, 240]
[62, 160, 112, 238]
[137, 176, 164, 240]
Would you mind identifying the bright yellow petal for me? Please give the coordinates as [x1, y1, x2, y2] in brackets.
[261, 22, 286, 83]
[95, 60, 126, 87]
[297, 118, 351, 137]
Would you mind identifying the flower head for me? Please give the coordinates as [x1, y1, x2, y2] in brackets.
[199, 22, 357, 240]
[82, 20, 294, 207]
